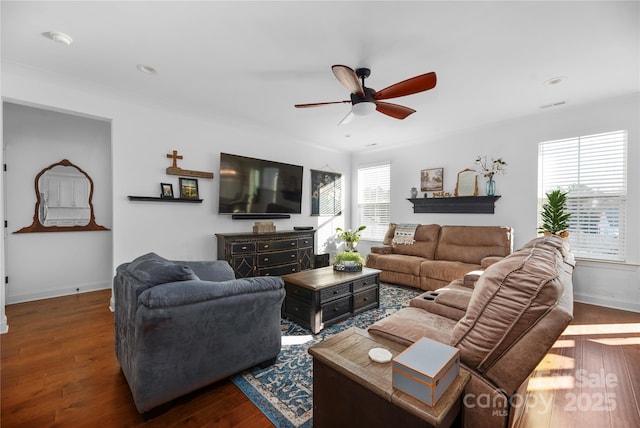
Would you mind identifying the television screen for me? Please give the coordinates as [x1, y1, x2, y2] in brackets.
[218, 153, 303, 215]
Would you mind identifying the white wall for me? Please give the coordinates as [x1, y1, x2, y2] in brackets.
[1, 62, 352, 315]
[4, 103, 112, 304]
[0, 99, 6, 333]
[2, 61, 638, 319]
[352, 93, 640, 312]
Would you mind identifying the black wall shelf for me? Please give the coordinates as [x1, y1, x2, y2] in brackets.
[128, 196, 203, 203]
[408, 196, 501, 214]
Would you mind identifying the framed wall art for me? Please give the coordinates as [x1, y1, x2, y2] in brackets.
[311, 169, 342, 216]
[421, 168, 444, 192]
[179, 177, 199, 199]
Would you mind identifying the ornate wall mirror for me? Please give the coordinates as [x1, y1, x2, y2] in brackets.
[15, 159, 109, 233]
[455, 168, 478, 197]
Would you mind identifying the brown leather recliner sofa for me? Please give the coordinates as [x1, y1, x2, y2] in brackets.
[366, 224, 513, 291]
[368, 235, 575, 428]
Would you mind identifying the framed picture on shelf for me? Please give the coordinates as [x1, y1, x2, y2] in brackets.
[421, 168, 444, 192]
[160, 183, 174, 199]
[179, 178, 199, 199]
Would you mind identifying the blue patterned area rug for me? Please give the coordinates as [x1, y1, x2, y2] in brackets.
[231, 283, 421, 428]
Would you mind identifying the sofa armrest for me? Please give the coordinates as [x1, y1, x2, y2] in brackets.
[409, 282, 472, 321]
[463, 270, 484, 288]
[370, 245, 393, 255]
[139, 276, 284, 309]
[181, 260, 236, 282]
[480, 256, 504, 269]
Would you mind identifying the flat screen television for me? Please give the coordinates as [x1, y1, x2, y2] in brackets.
[218, 153, 303, 216]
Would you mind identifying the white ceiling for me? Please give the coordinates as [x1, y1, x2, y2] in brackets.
[2, 1, 638, 152]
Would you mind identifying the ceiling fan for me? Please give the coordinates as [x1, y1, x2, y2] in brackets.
[295, 65, 437, 124]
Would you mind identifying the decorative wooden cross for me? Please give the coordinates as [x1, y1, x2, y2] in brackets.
[166, 150, 183, 168]
[164, 149, 214, 179]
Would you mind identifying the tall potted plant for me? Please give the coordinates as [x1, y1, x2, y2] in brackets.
[538, 189, 571, 237]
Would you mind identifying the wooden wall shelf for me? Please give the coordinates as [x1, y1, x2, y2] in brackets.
[408, 196, 501, 214]
[128, 196, 203, 203]
[166, 167, 214, 179]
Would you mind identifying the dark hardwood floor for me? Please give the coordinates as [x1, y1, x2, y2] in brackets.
[1, 289, 273, 428]
[1, 289, 639, 427]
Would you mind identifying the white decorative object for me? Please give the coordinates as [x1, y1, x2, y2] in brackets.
[368, 347, 393, 363]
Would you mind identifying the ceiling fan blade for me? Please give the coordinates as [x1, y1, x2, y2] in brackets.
[374, 72, 437, 100]
[332, 65, 364, 96]
[295, 100, 350, 108]
[338, 111, 355, 126]
[376, 102, 416, 119]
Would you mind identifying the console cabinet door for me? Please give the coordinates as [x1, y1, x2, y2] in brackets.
[232, 255, 255, 278]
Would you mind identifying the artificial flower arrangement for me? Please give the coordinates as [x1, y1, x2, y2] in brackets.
[475, 155, 508, 178]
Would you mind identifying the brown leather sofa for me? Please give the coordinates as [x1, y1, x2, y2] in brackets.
[368, 235, 575, 428]
[366, 224, 513, 290]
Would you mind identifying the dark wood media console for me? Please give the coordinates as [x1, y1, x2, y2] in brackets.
[216, 230, 315, 278]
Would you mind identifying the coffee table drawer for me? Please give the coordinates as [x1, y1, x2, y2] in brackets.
[285, 283, 313, 302]
[353, 275, 379, 293]
[321, 296, 351, 322]
[320, 283, 351, 303]
[354, 287, 379, 313]
[284, 296, 311, 321]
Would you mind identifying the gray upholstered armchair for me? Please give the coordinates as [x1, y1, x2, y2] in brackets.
[113, 252, 285, 414]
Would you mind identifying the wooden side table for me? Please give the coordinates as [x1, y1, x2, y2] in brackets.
[308, 327, 470, 428]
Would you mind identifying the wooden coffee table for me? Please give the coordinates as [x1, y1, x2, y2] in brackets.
[281, 266, 381, 334]
[309, 327, 470, 428]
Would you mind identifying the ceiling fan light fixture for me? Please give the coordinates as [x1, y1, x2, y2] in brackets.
[352, 101, 376, 116]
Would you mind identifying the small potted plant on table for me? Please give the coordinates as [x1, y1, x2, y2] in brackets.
[333, 250, 365, 272]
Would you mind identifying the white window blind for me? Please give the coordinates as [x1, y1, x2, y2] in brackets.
[538, 130, 627, 261]
[357, 162, 390, 241]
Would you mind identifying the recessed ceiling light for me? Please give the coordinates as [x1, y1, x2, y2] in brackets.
[136, 64, 157, 75]
[545, 76, 567, 86]
[42, 31, 73, 45]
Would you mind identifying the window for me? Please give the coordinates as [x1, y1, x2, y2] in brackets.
[538, 130, 627, 261]
[357, 162, 390, 241]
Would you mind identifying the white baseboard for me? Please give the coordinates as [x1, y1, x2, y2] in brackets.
[574, 291, 640, 313]
[6, 281, 112, 305]
[0, 315, 8, 334]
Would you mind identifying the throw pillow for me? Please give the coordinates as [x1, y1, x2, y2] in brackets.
[126, 252, 199, 285]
